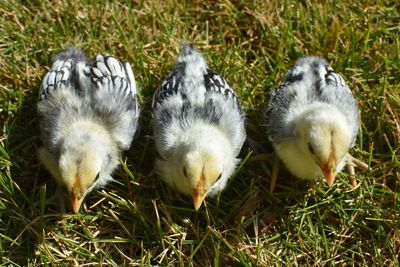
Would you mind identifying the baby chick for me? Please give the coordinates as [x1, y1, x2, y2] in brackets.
[38, 47, 139, 213]
[266, 56, 368, 192]
[152, 44, 246, 210]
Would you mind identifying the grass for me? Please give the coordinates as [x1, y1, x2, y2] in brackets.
[0, 0, 399, 265]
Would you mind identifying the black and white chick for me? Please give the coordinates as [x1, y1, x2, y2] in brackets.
[266, 56, 368, 192]
[38, 47, 139, 213]
[152, 44, 246, 210]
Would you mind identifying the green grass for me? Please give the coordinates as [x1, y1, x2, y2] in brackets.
[1, 0, 399, 265]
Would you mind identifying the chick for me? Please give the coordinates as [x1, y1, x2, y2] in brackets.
[152, 44, 246, 210]
[266, 56, 368, 192]
[38, 47, 139, 213]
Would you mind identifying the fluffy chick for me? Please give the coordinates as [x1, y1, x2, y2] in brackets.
[266, 56, 368, 191]
[38, 47, 139, 213]
[152, 44, 246, 210]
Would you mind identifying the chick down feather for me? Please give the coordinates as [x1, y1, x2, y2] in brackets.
[152, 44, 246, 210]
[266, 56, 366, 190]
[38, 47, 139, 213]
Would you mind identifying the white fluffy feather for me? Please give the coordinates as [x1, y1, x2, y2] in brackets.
[266, 56, 366, 190]
[152, 44, 245, 209]
[38, 47, 139, 212]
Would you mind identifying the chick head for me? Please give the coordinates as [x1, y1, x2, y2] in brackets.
[298, 107, 352, 186]
[161, 124, 234, 210]
[58, 134, 117, 213]
[182, 146, 226, 210]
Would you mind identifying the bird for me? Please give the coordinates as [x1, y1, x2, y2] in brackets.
[152, 44, 246, 210]
[265, 56, 368, 192]
[37, 47, 139, 213]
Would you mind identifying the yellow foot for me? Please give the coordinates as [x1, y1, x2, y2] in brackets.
[345, 153, 369, 188]
[270, 154, 280, 192]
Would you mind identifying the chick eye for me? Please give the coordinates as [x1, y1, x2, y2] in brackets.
[308, 143, 315, 155]
[183, 166, 187, 178]
[94, 172, 100, 182]
[217, 173, 222, 180]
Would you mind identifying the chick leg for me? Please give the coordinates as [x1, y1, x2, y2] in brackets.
[345, 153, 369, 188]
[270, 154, 280, 192]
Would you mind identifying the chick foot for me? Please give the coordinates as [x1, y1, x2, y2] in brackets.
[345, 153, 369, 188]
[269, 153, 280, 192]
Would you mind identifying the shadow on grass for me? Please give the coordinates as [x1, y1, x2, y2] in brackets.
[2, 90, 64, 264]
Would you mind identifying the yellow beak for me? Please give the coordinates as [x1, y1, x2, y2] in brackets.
[192, 175, 207, 210]
[321, 158, 336, 186]
[70, 194, 86, 213]
[192, 189, 207, 211]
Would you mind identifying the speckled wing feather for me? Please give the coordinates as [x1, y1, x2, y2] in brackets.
[266, 57, 359, 145]
[152, 45, 240, 110]
[91, 54, 139, 150]
[152, 61, 186, 109]
[39, 59, 73, 101]
[39, 48, 90, 101]
[204, 69, 241, 105]
[38, 48, 91, 153]
[152, 45, 245, 156]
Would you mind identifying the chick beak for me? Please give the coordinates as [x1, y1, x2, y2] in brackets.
[321, 158, 336, 187]
[192, 175, 207, 211]
[69, 193, 86, 213]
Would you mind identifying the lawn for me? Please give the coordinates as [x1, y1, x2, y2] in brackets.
[0, 0, 399, 266]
